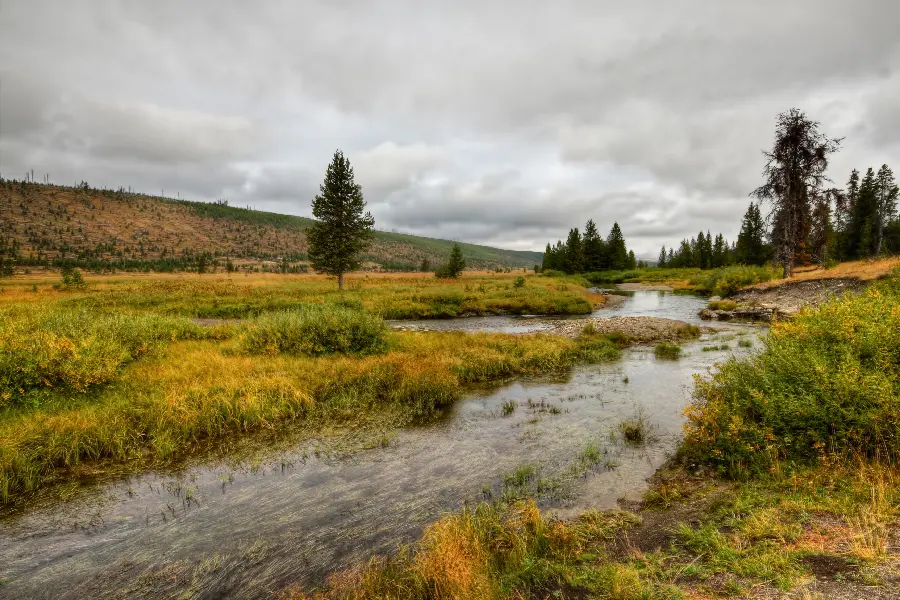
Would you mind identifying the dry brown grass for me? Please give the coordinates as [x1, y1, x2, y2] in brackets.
[751, 257, 900, 289]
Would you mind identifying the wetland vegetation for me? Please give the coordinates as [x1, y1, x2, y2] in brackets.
[280, 267, 900, 599]
[0, 272, 612, 506]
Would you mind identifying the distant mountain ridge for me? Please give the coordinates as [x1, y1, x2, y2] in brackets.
[0, 180, 543, 272]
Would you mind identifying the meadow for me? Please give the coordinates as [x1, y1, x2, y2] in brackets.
[0, 271, 613, 506]
[285, 267, 900, 599]
[0, 270, 601, 319]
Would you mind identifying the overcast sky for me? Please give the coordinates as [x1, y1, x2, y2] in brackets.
[2, 1, 899, 257]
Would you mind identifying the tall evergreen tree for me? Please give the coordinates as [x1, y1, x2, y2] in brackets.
[834, 169, 858, 259]
[874, 165, 898, 257]
[542, 243, 554, 271]
[752, 109, 841, 277]
[657, 245, 667, 268]
[627, 250, 636, 269]
[809, 192, 834, 264]
[711, 234, 726, 268]
[564, 228, 584, 274]
[851, 168, 877, 258]
[606, 223, 628, 270]
[582, 219, 605, 272]
[307, 150, 375, 289]
[436, 242, 466, 278]
[735, 202, 768, 266]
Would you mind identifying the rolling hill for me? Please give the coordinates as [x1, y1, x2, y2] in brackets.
[0, 180, 543, 273]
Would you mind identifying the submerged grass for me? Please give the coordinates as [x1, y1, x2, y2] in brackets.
[0, 330, 619, 505]
[653, 342, 682, 359]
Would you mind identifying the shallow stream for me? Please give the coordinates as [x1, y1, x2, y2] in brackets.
[0, 291, 761, 600]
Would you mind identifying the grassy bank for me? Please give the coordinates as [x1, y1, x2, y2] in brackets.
[285, 463, 899, 600]
[0, 271, 602, 319]
[585, 265, 779, 296]
[287, 268, 900, 599]
[0, 315, 620, 505]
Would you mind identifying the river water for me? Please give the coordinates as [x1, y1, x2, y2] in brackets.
[0, 291, 760, 600]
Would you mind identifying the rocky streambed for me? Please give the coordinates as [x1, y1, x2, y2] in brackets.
[700, 277, 870, 322]
[548, 316, 710, 341]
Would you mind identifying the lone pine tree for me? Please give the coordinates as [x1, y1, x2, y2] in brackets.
[752, 108, 841, 278]
[436, 242, 466, 278]
[307, 150, 375, 289]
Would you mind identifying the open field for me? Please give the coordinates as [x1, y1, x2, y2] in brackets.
[282, 266, 900, 599]
[0, 271, 602, 319]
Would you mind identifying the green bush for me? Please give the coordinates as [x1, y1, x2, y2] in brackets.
[684, 268, 900, 477]
[690, 265, 778, 297]
[240, 305, 388, 356]
[541, 269, 566, 277]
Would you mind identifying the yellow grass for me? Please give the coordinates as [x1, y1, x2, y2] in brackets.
[0, 329, 618, 505]
[753, 257, 900, 289]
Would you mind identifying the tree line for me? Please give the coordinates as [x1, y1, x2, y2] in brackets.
[541, 221, 636, 273]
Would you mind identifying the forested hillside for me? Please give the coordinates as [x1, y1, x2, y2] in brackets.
[0, 180, 542, 273]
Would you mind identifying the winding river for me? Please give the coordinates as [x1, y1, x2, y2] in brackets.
[0, 291, 761, 600]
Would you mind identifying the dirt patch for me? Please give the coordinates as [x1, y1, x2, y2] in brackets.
[801, 554, 859, 579]
[548, 316, 707, 342]
[733, 277, 869, 316]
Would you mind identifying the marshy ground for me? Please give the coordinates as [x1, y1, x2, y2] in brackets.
[3, 267, 897, 600]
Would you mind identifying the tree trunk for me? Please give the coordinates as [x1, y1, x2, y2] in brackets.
[338, 272, 344, 290]
[875, 220, 884, 257]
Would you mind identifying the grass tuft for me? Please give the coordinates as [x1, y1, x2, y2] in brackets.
[240, 305, 387, 356]
[653, 342, 682, 359]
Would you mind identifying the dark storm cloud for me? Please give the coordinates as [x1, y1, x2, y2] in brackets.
[2, 0, 899, 257]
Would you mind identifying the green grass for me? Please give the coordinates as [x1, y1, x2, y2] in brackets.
[0, 328, 621, 506]
[690, 265, 780, 297]
[239, 305, 388, 356]
[707, 299, 737, 311]
[701, 344, 730, 352]
[0, 305, 211, 407]
[584, 267, 702, 285]
[618, 415, 650, 445]
[654, 342, 682, 359]
[24, 274, 598, 320]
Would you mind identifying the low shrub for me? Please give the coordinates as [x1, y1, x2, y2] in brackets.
[541, 269, 565, 277]
[684, 267, 900, 477]
[708, 300, 737, 311]
[691, 265, 779, 297]
[240, 305, 388, 356]
[654, 342, 682, 359]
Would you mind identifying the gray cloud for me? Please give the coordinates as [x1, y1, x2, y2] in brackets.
[2, 0, 899, 257]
